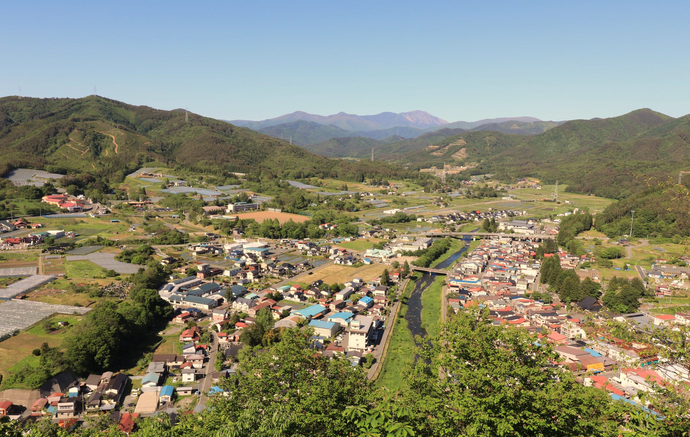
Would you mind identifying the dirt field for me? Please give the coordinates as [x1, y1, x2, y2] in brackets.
[227, 211, 310, 224]
[42, 257, 65, 275]
[0, 260, 39, 269]
[306, 263, 389, 284]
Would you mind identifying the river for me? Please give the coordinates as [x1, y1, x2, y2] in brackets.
[405, 237, 471, 339]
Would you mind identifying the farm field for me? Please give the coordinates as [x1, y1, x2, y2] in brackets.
[305, 263, 389, 284]
[26, 279, 103, 307]
[64, 260, 110, 279]
[0, 314, 83, 381]
[226, 211, 310, 224]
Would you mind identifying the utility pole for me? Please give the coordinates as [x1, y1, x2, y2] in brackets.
[630, 210, 635, 238]
[371, 148, 374, 162]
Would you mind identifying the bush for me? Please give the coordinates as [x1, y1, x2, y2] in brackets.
[32, 349, 41, 356]
[600, 247, 623, 259]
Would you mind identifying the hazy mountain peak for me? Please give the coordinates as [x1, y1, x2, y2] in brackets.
[230, 110, 449, 132]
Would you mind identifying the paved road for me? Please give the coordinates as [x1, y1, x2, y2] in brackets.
[194, 330, 219, 413]
[636, 265, 646, 281]
[367, 298, 400, 379]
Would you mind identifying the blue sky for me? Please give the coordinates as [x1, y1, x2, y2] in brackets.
[1, 0, 689, 122]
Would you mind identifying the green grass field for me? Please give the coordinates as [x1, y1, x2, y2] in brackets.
[334, 239, 380, 251]
[420, 276, 444, 338]
[376, 316, 415, 391]
[649, 305, 690, 315]
[0, 315, 83, 385]
[65, 260, 109, 279]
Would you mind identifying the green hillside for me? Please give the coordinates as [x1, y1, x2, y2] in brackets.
[396, 109, 690, 199]
[303, 136, 383, 158]
[471, 120, 562, 135]
[305, 128, 467, 159]
[257, 120, 352, 146]
[0, 96, 418, 182]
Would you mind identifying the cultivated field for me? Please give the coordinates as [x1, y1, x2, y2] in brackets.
[227, 211, 310, 224]
[305, 263, 389, 284]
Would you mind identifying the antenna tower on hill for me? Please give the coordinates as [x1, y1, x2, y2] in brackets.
[553, 180, 559, 202]
[185, 108, 189, 123]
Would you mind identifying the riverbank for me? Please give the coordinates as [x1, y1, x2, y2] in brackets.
[375, 278, 417, 391]
[420, 276, 445, 338]
[375, 240, 469, 391]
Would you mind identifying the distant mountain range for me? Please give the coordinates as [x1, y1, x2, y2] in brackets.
[230, 111, 556, 146]
[230, 110, 448, 132]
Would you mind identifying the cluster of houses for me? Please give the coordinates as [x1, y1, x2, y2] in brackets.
[0, 372, 131, 421]
[182, 241, 312, 285]
[416, 209, 527, 225]
[41, 194, 85, 212]
[207, 276, 393, 363]
[448, 234, 690, 415]
[0, 225, 69, 249]
[159, 275, 226, 311]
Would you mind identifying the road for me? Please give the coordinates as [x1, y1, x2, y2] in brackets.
[367, 280, 406, 380]
[625, 239, 649, 259]
[194, 330, 219, 413]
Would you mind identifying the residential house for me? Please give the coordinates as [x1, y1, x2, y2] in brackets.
[181, 369, 197, 383]
[0, 401, 12, 417]
[159, 386, 175, 403]
[57, 397, 81, 418]
[180, 326, 201, 343]
[141, 373, 160, 389]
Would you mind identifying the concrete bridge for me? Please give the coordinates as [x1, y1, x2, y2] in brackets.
[410, 266, 449, 275]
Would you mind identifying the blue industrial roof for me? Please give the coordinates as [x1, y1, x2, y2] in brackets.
[329, 312, 354, 321]
[160, 385, 174, 397]
[245, 247, 270, 252]
[584, 348, 602, 357]
[360, 296, 373, 305]
[295, 304, 327, 319]
[309, 319, 336, 329]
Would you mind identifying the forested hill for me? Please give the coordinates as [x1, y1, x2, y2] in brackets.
[0, 96, 417, 182]
[398, 108, 690, 199]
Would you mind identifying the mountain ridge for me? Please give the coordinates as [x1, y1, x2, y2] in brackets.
[0, 96, 417, 182]
[230, 110, 448, 132]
